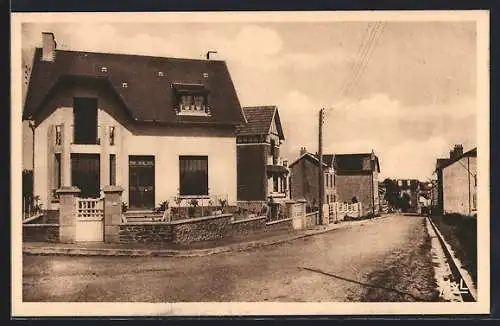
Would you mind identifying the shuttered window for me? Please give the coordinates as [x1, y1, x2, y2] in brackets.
[179, 156, 208, 196]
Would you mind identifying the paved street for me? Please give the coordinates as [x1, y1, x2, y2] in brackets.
[23, 214, 439, 302]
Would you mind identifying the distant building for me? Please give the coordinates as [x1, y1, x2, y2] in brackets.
[393, 179, 420, 213]
[434, 145, 477, 215]
[235, 106, 289, 203]
[289, 148, 336, 209]
[334, 152, 381, 216]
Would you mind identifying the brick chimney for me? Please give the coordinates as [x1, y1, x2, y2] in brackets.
[41, 32, 57, 62]
[449, 144, 464, 160]
[300, 147, 307, 156]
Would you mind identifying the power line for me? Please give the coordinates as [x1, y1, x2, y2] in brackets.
[343, 21, 386, 99]
[340, 22, 382, 99]
[337, 22, 376, 98]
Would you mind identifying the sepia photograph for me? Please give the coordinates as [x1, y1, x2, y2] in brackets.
[11, 10, 490, 316]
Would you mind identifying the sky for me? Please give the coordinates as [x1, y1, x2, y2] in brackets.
[21, 20, 478, 180]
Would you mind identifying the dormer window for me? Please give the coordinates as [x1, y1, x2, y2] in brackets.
[173, 83, 210, 116]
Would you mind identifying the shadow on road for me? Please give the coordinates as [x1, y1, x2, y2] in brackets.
[300, 266, 430, 302]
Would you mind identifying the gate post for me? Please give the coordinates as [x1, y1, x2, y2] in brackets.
[103, 185, 123, 243]
[56, 186, 80, 243]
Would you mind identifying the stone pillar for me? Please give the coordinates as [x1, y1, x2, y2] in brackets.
[322, 204, 330, 225]
[57, 186, 80, 243]
[103, 185, 123, 243]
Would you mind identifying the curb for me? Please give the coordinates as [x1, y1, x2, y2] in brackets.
[23, 215, 391, 258]
[426, 216, 477, 302]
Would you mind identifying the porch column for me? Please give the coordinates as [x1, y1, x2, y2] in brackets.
[103, 185, 123, 243]
[100, 125, 110, 190]
[62, 123, 72, 187]
[57, 186, 80, 243]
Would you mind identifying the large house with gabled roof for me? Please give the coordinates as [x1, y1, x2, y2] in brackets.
[235, 105, 289, 202]
[23, 32, 246, 211]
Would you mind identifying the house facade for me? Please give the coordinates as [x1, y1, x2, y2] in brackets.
[435, 145, 477, 215]
[23, 32, 246, 212]
[334, 152, 381, 216]
[289, 148, 336, 209]
[235, 106, 289, 202]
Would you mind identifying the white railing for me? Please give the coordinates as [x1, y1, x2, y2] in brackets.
[22, 196, 44, 223]
[329, 202, 363, 219]
[76, 197, 104, 220]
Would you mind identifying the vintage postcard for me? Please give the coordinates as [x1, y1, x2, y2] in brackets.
[11, 10, 490, 316]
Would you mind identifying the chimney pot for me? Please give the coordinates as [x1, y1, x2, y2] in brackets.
[41, 32, 56, 62]
[300, 147, 307, 156]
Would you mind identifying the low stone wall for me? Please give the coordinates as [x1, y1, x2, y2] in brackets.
[235, 201, 268, 219]
[265, 218, 293, 232]
[23, 224, 59, 242]
[231, 216, 266, 238]
[171, 214, 233, 245]
[119, 223, 172, 243]
[304, 212, 318, 228]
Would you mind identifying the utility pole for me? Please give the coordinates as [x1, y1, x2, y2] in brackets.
[318, 108, 325, 224]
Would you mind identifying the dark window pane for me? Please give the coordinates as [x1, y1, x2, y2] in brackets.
[73, 97, 98, 144]
[179, 156, 208, 196]
[54, 154, 61, 189]
[110, 154, 116, 185]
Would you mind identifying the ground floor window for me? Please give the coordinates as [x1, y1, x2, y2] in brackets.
[179, 156, 208, 196]
[54, 153, 61, 189]
[71, 153, 100, 198]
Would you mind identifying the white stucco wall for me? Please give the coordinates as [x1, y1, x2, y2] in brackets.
[443, 156, 477, 215]
[33, 105, 238, 209]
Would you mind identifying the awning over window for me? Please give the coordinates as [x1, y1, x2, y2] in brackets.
[172, 83, 209, 94]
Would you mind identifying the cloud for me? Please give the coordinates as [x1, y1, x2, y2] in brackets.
[277, 91, 476, 180]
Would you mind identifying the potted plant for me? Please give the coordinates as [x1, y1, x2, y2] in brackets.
[218, 198, 227, 214]
[155, 200, 170, 222]
[122, 202, 128, 213]
[188, 198, 199, 218]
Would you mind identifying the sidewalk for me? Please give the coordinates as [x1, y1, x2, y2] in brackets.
[23, 215, 391, 257]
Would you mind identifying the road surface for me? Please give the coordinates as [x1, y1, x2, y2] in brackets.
[23, 214, 439, 302]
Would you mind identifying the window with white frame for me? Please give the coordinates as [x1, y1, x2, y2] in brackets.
[177, 94, 209, 115]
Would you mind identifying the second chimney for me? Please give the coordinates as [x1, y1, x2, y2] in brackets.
[41, 32, 57, 62]
[300, 147, 307, 156]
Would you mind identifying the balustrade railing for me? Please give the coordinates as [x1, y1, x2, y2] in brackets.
[76, 197, 104, 220]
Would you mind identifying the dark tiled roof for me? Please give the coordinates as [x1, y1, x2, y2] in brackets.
[322, 154, 335, 167]
[435, 147, 477, 171]
[24, 48, 245, 126]
[288, 152, 328, 169]
[435, 158, 450, 170]
[334, 153, 380, 173]
[236, 106, 285, 140]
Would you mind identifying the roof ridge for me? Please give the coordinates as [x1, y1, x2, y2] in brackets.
[40, 47, 226, 63]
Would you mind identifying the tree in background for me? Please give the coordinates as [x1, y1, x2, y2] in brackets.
[382, 178, 401, 210]
[400, 192, 411, 213]
[22, 169, 34, 211]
